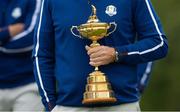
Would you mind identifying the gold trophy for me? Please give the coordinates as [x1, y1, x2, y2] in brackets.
[71, 5, 117, 104]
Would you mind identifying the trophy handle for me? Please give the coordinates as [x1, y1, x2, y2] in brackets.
[106, 22, 117, 36]
[71, 26, 82, 38]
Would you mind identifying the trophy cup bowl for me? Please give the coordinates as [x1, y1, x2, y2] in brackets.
[78, 23, 109, 41]
[71, 22, 116, 43]
[71, 5, 117, 105]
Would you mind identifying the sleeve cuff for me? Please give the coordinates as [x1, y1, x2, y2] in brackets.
[114, 46, 128, 63]
[0, 27, 11, 45]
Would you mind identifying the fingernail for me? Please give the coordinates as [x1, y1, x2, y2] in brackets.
[86, 45, 90, 49]
[89, 62, 93, 65]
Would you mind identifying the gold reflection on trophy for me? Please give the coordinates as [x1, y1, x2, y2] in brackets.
[71, 5, 117, 105]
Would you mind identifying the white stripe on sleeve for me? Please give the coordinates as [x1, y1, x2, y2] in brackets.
[0, 45, 33, 53]
[35, 0, 50, 103]
[140, 62, 153, 85]
[11, 0, 41, 41]
[0, 0, 41, 53]
[127, 0, 164, 56]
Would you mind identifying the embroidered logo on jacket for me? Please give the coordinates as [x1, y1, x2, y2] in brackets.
[105, 5, 117, 17]
[12, 7, 22, 19]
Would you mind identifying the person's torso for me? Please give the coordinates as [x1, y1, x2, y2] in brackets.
[49, 0, 139, 106]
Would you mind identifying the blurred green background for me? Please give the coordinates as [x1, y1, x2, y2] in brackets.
[140, 0, 180, 111]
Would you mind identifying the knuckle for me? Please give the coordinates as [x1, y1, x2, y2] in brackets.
[102, 51, 106, 55]
[102, 46, 106, 50]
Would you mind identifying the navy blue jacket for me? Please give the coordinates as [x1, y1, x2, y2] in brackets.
[33, 0, 168, 111]
[0, 0, 41, 88]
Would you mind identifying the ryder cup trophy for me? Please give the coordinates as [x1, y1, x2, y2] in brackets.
[71, 5, 117, 105]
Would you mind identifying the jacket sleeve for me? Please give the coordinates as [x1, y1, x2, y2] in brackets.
[115, 0, 168, 64]
[0, 0, 41, 53]
[0, 28, 11, 45]
[32, 0, 56, 111]
[138, 62, 153, 93]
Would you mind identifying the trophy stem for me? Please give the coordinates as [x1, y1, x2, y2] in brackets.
[95, 67, 99, 71]
[90, 40, 100, 47]
[90, 40, 101, 72]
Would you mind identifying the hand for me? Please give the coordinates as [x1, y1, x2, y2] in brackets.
[8, 23, 25, 37]
[85, 45, 116, 67]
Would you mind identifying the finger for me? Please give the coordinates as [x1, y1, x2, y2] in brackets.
[89, 61, 105, 67]
[90, 56, 107, 62]
[85, 45, 90, 51]
[90, 51, 104, 58]
[90, 59, 109, 66]
[87, 46, 104, 55]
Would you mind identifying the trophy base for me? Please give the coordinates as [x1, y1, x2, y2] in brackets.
[82, 70, 117, 105]
[82, 98, 117, 104]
